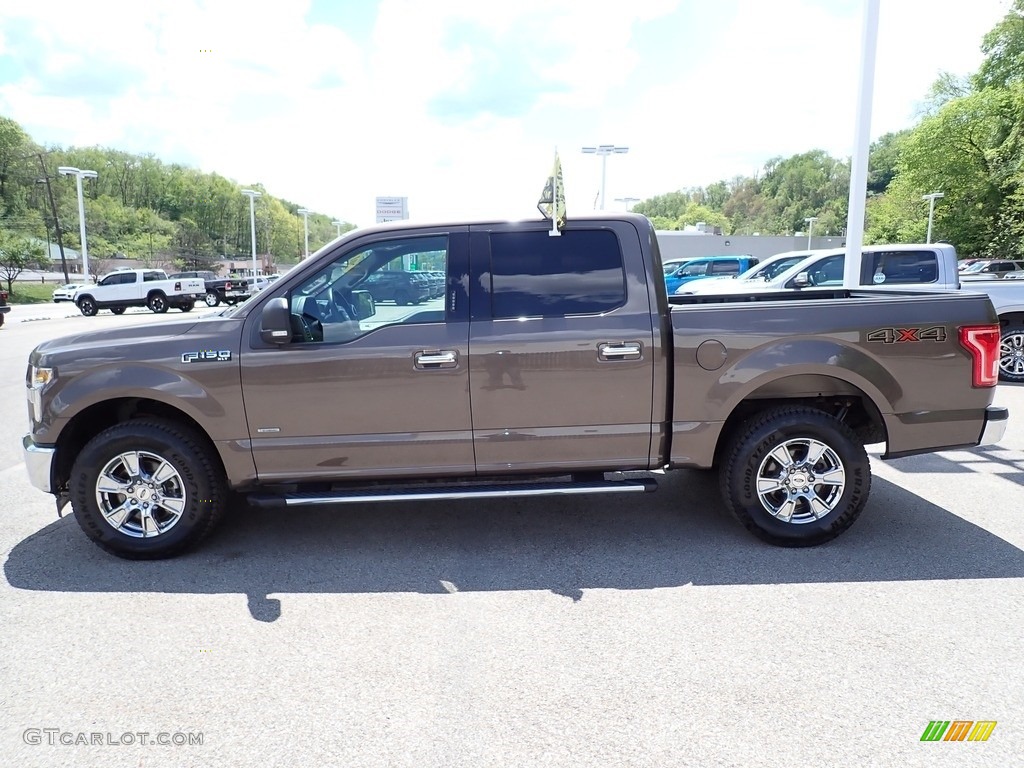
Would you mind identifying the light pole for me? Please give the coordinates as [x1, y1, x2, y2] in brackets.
[241, 189, 261, 277]
[58, 166, 97, 279]
[581, 145, 629, 210]
[297, 208, 311, 259]
[331, 219, 344, 238]
[614, 196, 640, 211]
[923, 192, 944, 243]
[804, 216, 818, 249]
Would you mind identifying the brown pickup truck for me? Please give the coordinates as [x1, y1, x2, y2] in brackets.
[23, 214, 1008, 558]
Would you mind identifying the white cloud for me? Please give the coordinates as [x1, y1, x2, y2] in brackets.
[0, 0, 1014, 225]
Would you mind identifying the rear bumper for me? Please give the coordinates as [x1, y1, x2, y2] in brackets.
[979, 405, 1009, 447]
[22, 434, 55, 494]
[0, 305, 10, 313]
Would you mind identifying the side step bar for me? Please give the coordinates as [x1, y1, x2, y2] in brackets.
[248, 478, 657, 508]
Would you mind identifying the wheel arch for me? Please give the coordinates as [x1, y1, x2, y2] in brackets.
[53, 397, 227, 495]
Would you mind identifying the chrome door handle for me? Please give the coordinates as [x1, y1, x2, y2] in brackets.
[598, 342, 642, 361]
[415, 350, 458, 368]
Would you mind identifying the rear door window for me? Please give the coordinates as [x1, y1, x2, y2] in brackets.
[487, 230, 626, 319]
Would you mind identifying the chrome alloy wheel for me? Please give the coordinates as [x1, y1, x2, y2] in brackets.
[1000, 331, 1024, 378]
[95, 450, 187, 538]
[755, 438, 846, 524]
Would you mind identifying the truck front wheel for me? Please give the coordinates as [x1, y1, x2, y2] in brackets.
[719, 406, 870, 547]
[69, 419, 228, 559]
[147, 292, 169, 313]
[999, 321, 1024, 383]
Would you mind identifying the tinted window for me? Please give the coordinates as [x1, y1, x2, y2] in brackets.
[709, 259, 741, 275]
[488, 230, 625, 319]
[868, 250, 938, 284]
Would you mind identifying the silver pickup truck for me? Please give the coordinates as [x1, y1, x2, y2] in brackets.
[23, 214, 1008, 558]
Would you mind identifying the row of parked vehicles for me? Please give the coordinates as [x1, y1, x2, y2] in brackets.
[661, 244, 1024, 382]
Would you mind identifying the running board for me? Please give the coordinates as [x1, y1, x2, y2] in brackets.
[248, 478, 657, 508]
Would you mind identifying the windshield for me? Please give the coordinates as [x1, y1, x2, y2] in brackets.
[960, 261, 989, 272]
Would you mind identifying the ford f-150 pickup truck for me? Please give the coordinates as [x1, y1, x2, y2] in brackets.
[23, 214, 1008, 559]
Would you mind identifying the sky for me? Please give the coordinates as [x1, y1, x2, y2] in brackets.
[0, 0, 1014, 227]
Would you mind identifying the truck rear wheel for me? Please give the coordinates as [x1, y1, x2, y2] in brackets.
[719, 406, 870, 547]
[78, 296, 98, 316]
[147, 292, 169, 313]
[999, 321, 1024, 383]
[111, 306, 126, 315]
[204, 291, 220, 307]
[179, 300, 194, 312]
[69, 418, 228, 559]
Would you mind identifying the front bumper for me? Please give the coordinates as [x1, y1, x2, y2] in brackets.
[22, 435, 55, 493]
[979, 405, 1009, 447]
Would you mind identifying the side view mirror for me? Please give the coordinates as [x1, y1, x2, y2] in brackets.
[792, 271, 811, 288]
[350, 289, 376, 320]
[260, 297, 292, 344]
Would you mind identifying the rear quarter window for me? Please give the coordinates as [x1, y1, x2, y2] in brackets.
[868, 251, 938, 284]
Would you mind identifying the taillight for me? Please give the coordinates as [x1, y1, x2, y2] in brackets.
[959, 325, 1000, 387]
[174, 281, 182, 291]
[225, 281, 232, 290]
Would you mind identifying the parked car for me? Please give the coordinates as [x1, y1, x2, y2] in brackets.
[169, 271, 249, 307]
[664, 255, 759, 294]
[73, 269, 205, 315]
[681, 244, 960, 295]
[52, 283, 83, 303]
[0, 287, 9, 327]
[960, 259, 1024, 278]
[245, 276, 271, 294]
[362, 269, 431, 305]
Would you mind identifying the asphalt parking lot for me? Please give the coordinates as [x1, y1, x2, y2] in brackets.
[1, 309, 1022, 767]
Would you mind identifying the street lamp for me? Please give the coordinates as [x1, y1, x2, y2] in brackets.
[58, 166, 98, 279]
[581, 145, 629, 210]
[297, 208, 311, 259]
[615, 196, 640, 211]
[331, 219, 344, 238]
[804, 216, 818, 249]
[241, 189, 261, 277]
[923, 192, 944, 243]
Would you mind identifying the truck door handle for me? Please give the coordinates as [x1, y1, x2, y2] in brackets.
[415, 350, 458, 369]
[598, 342, 642, 361]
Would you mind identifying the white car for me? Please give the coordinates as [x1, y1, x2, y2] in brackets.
[245, 276, 271, 293]
[52, 283, 83, 302]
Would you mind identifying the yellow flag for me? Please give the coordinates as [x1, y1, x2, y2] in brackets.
[537, 152, 566, 231]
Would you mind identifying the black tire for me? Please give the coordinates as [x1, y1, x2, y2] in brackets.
[69, 418, 228, 559]
[204, 291, 220, 307]
[111, 306, 126, 315]
[0, 312, 5, 328]
[147, 292, 169, 313]
[999, 321, 1024, 383]
[393, 291, 411, 306]
[179, 301, 194, 312]
[78, 296, 98, 317]
[719, 406, 870, 547]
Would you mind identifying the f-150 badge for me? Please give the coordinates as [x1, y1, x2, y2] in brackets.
[181, 350, 232, 363]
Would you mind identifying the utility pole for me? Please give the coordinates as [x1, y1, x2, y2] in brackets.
[36, 154, 70, 282]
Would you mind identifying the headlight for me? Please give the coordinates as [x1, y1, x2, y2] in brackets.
[28, 366, 55, 423]
[31, 366, 55, 388]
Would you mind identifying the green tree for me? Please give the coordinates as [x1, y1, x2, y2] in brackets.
[0, 229, 46, 292]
